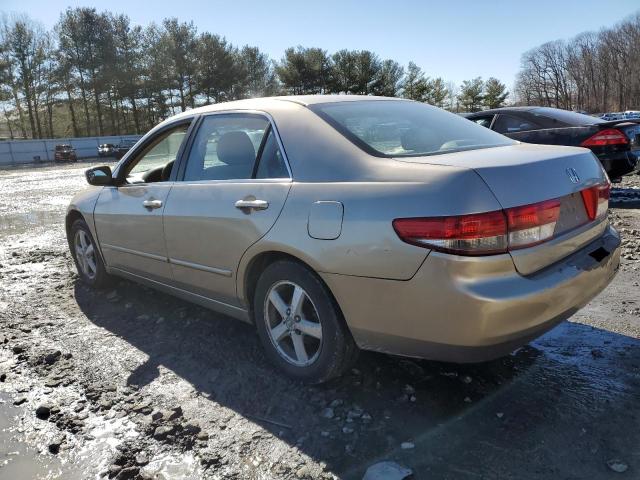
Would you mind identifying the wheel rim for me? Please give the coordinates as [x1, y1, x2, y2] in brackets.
[74, 229, 97, 280]
[264, 281, 323, 367]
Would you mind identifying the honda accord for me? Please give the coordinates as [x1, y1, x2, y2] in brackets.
[66, 96, 621, 383]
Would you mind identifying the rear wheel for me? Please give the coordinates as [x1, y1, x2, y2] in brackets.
[254, 260, 358, 383]
[69, 218, 112, 288]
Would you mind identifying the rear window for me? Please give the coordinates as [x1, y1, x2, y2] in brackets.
[530, 107, 605, 127]
[309, 100, 515, 157]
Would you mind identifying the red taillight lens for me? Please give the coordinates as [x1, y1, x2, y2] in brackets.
[392, 211, 508, 255]
[580, 128, 628, 147]
[506, 199, 561, 249]
[580, 183, 610, 220]
[395, 183, 610, 256]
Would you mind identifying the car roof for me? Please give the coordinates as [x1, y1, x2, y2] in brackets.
[273, 94, 406, 106]
[150, 95, 414, 137]
[467, 106, 537, 116]
[163, 95, 408, 121]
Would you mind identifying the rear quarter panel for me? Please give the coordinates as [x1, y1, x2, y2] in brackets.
[236, 164, 504, 302]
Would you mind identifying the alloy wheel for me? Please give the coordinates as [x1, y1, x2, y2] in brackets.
[74, 229, 97, 280]
[264, 280, 323, 367]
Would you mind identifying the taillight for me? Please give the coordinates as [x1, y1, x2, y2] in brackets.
[392, 211, 507, 256]
[580, 183, 610, 221]
[394, 184, 608, 256]
[580, 128, 628, 147]
[506, 199, 561, 249]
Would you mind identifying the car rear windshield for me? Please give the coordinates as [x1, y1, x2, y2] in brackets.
[530, 107, 606, 126]
[309, 100, 515, 157]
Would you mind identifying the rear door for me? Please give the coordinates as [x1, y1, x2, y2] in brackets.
[94, 120, 193, 283]
[163, 112, 291, 306]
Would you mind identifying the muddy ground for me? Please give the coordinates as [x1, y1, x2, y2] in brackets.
[0, 161, 639, 480]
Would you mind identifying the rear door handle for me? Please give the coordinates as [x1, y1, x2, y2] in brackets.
[142, 199, 163, 210]
[235, 199, 269, 211]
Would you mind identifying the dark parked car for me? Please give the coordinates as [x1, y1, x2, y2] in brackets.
[466, 107, 640, 180]
[98, 143, 116, 157]
[54, 144, 77, 162]
[114, 140, 138, 159]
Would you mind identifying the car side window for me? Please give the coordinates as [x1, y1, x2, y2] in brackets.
[471, 115, 494, 129]
[493, 114, 539, 134]
[124, 123, 190, 183]
[255, 129, 289, 179]
[183, 114, 272, 181]
[184, 113, 289, 181]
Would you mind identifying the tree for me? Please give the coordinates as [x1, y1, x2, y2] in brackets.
[5, 16, 49, 138]
[112, 14, 143, 133]
[328, 49, 358, 93]
[458, 77, 484, 112]
[425, 77, 448, 107]
[2, 8, 542, 139]
[373, 59, 404, 97]
[277, 46, 330, 94]
[483, 77, 508, 109]
[161, 18, 197, 111]
[238, 46, 278, 98]
[352, 50, 380, 95]
[402, 61, 428, 101]
[195, 32, 236, 103]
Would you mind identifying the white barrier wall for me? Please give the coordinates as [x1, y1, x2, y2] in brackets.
[0, 135, 143, 165]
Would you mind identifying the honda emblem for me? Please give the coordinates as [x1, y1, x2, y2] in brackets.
[566, 167, 580, 184]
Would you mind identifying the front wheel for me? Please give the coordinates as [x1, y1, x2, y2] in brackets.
[254, 260, 358, 383]
[69, 218, 112, 288]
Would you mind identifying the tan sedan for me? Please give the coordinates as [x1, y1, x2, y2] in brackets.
[66, 96, 621, 382]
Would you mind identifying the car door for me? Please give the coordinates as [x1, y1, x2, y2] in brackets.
[163, 112, 292, 306]
[93, 120, 193, 283]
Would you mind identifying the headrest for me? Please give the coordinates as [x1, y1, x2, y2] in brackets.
[400, 128, 440, 153]
[217, 131, 255, 166]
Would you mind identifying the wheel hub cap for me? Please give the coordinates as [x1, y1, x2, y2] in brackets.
[264, 281, 323, 367]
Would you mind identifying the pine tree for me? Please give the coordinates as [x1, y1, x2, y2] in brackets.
[483, 77, 508, 109]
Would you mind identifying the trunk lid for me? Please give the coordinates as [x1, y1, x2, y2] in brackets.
[396, 143, 608, 274]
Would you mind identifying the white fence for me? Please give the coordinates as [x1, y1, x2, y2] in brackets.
[0, 135, 143, 166]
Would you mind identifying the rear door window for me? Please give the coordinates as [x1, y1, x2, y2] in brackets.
[493, 114, 540, 134]
[182, 114, 289, 181]
[470, 115, 495, 129]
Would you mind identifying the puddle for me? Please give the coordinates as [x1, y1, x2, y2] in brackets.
[0, 393, 84, 479]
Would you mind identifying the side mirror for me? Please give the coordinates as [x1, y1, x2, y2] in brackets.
[85, 166, 113, 186]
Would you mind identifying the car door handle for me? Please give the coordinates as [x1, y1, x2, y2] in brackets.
[235, 199, 269, 211]
[142, 199, 163, 210]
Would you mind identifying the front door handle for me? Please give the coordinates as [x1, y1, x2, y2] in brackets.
[142, 199, 163, 210]
[235, 199, 269, 211]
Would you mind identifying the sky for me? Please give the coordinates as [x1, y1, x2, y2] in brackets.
[2, 0, 640, 89]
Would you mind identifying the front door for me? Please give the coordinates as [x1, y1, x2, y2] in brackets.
[94, 121, 192, 283]
[163, 113, 291, 306]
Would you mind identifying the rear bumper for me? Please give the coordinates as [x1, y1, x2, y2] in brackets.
[322, 224, 621, 362]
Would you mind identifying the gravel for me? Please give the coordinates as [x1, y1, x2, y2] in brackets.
[0, 163, 639, 479]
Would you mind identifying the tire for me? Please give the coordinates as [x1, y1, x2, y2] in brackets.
[69, 218, 112, 288]
[254, 260, 358, 383]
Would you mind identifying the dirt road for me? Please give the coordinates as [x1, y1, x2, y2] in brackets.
[1, 162, 639, 479]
